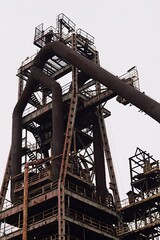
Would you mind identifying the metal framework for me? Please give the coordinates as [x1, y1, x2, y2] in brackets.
[117, 148, 160, 240]
[0, 13, 159, 240]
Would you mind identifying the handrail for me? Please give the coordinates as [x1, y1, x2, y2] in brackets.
[66, 208, 116, 236]
[0, 222, 21, 237]
[119, 67, 140, 90]
[65, 180, 115, 208]
[34, 26, 57, 42]
[76, 28, 94, 45]
[0, 206, 58, 237]
[116, 214, 160, 236]
[120, 185, 160, 208]
[14, 168, 54, 192]
[28, 206, 58, 226]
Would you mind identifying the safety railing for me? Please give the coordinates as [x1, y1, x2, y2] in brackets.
[120, 185, 160, 208]
[28, 206, 58, 226]
[80, 85, 100, 100]
[57, 13, 75, 33]
[79, 80, 111, 106]
[22, 53, 37, 67]
[1, 181, 58, 212]
[0, 198, 13, 211]
[17, 53, 37, 77]
[34, 25, 58, 45]
[3, 172, 114, 214]
[65, 180, 94, 199]
[65, 180, 114, 208]
[28, 181, 58, 200]
[0, 206, 58, 237]
[66, 208, 116, 236]
[119, 67, 140, 90]
[14, 168, 54, 192]
[28, 168, 53, 183]
[132, 165, 160, 183]
[0, 222, 21, 237]
[76, 28, 94, 45]
[116, 214, 160, 236]
[80, 87, 97, 99]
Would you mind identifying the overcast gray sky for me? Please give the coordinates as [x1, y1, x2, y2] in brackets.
[0, 0, 160, 200]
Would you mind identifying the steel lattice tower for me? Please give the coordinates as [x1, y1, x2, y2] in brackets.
[0, 14, 159, 240]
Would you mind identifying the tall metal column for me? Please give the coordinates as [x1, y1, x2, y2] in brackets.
[58, 33, 78, 239]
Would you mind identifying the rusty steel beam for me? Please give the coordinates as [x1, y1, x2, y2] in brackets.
[23, 163, 29, 240]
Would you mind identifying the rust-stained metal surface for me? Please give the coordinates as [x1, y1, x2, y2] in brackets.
[11, 40, 160, 200]
[0, 13, 159, 240]
[22, 164, 29, 240]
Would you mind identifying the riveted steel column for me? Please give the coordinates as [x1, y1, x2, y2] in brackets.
[22, 163, 29, 240]
[93, 112, 107, 203]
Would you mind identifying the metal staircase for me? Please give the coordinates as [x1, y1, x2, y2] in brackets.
[25, 122, 41, 147]
[29, 93, 41, 108]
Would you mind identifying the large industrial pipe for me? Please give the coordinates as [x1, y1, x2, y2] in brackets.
[34, 69, 64, 179]
[31, 68, 64, 157]
[11, 67, 64, 202]
[33, 41, 160, 123]
[11, 79, 37, 202]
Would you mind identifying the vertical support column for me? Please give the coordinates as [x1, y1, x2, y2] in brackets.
[93, 113, 107, 202]
[93, 51, 108, 202]
[0, 149, 11, 210]
[98, 108, 121, 208]
[23, 163, 29, 240]
[51, 81, 64, 179]
[94, 50, 121, 207]
[58, 33, 78, 240]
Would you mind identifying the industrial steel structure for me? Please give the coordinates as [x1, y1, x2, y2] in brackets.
[0, 14, 159, 240]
